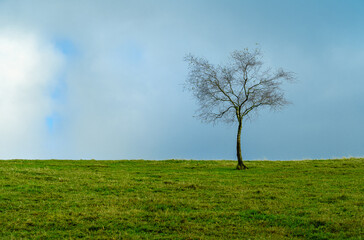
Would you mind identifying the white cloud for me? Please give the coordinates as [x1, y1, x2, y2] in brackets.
[0, 29, 63, 158]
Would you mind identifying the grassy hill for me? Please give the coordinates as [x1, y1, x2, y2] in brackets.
[0, 159, 363, 239]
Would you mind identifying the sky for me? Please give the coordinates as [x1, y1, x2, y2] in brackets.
[0, 0, 363, 160]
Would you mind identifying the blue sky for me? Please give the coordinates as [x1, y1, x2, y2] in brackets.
[0, 0, 363, 160]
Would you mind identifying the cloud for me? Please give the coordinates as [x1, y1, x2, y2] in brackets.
[0, 1, 363, 160]
[0, 29, 63, 158]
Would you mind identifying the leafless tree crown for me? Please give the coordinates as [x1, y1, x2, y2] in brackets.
[185, 48, 295, 124]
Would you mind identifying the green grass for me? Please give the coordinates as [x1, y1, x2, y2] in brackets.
[0, 159, 363, 239]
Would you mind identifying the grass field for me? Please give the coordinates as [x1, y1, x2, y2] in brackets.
[0, 159, 363, 239]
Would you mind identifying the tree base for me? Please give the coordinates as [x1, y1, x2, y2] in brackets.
[236, 163, 248, 170]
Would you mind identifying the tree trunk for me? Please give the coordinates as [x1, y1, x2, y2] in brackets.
[236, 119, 248, 170]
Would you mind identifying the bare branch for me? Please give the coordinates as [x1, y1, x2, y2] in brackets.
[184, 48, 295, 124]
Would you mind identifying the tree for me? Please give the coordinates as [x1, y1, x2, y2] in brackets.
[184, 48, 295, 170]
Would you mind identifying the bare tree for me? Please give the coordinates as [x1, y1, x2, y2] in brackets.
[184, 48, 295, 170]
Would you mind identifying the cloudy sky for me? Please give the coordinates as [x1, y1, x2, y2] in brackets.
[0, 0, 363, 160]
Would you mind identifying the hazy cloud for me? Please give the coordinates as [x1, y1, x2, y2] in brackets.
[0, 29, 63, 158]
[0, 0, 363, 160]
